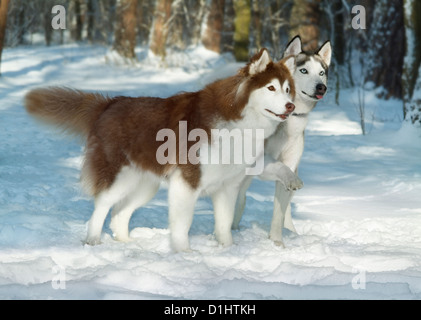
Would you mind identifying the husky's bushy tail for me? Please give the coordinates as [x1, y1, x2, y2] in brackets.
[25, 87, 113, 138]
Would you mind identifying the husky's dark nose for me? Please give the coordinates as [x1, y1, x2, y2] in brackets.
[285, 103, 295, 113]
[316, 83, 327, 95]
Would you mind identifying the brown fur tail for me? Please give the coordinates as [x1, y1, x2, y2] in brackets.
[25, 87, 113, 138]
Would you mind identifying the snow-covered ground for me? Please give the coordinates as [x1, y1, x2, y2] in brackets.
[0, 44, 420, 300]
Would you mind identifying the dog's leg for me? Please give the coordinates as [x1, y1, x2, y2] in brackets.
[85, 166, 141, 245]
[109, 179, 160, 242]
[232, 176, 253, 230]
[168, 171, 200, 252]
[213, 182, 241, 247]
[284, 203, 297, 233]
[86, 193, 115, 245]
[269, 181, 294, 246]
[109, 199, 132, 242]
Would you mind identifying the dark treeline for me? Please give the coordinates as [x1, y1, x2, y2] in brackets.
[0, 0, 420, 126]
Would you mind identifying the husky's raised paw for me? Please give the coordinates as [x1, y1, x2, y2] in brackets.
[282, 170, 304, 191]
[260, 161, 304, 191]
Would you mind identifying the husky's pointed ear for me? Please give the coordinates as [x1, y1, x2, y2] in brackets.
[317, 40, 332, 67]
[248, 48, 271, 75]
[282, 55, 296, 75]
[283, 36, 302, 58]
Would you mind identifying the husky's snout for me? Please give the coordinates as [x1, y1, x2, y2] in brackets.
[278, 103, 295, 120]
[316, 83, 327, 99]
[265, 102, 295, 120]
[285, 102, 295, 113]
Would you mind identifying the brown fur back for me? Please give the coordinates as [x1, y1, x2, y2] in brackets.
[25, 87, 116, 138]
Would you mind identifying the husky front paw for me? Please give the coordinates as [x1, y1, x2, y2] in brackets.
[262, 162, 303, 191]
[269, 231, 285, 248]
[282, 171, 304, 191]
[85, 236, 102, 246]
[260, 161, 303, 191]
[171, 234, 191, 253]
[215, 231, 233, 247]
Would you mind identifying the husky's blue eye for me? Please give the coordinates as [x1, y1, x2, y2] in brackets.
[300, 68, 308, 74]
[319, 71, 325, 76]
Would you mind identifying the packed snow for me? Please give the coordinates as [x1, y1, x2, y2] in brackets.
[0, 44, 420, 300]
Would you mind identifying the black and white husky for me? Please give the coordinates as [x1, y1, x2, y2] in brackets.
[232, 36, 332, 246]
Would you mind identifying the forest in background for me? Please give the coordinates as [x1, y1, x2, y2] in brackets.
[0, 0, 420, 127]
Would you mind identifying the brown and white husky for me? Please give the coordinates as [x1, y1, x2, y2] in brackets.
[25, 49, 300, 252]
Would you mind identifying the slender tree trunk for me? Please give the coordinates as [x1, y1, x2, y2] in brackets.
[249, 0, 261, 54]
[402, 0, 421, 125]
[70, 0, 84, 42]
[138, 0, 155, 46]
[86, 0, 95, 43]
[0, 0, 10, 77]
[201, 0, 225, 53]
[220, 0, 234, 53]
[364, 0, 405, 99]
[44, 0, 55, 46]
[191, 0, 208, 47]
[233, 0, 250, 61]
[166, 0, 186, 50]
[149, 0, 172, 58]
[113, 0, 138, 60]
[16, 0, 26, 45]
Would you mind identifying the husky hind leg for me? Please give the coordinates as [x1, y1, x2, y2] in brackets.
[86, 193, 119, 245]
[84, 166, 144, 245]
[109, 174, 160, 242]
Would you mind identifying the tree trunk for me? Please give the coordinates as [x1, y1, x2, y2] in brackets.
[0, 0, 10, 77]
[402, 0, 421, 125]
[70, 0, 84, 42]
[220, 0, 234, 53]
[44, 0, 56, 46]
[166, 0, 185, 50]
[16, 0, 26, 45]
[249, 0, 261, 54]
[138, 0, 155, 46]
[86, 0, 95, 43]
[201, 0, 225, 53]
[149, 0, 172, 59]
[289, 0, 321, 51]
[332, 0, 344, 65]
[364, 0, 405, 99]
[113, 0, 138, 60]
[233, 0, 251, 61]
